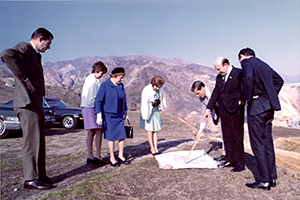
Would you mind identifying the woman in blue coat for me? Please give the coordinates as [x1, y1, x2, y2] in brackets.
[94, 67, 130, 167]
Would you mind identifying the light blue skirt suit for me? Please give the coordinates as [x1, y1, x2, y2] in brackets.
[139, 84, 167, 132]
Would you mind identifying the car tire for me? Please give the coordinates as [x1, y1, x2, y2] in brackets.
[0, 119, 9, 139]
[61, 115, 77, 130]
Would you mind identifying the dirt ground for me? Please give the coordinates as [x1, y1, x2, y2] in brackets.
[1, 112, 300, 200]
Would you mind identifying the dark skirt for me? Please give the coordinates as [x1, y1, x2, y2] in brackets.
[103, 112, 126, 141]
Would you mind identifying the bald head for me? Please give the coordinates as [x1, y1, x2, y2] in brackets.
[214, 57, 230, 76]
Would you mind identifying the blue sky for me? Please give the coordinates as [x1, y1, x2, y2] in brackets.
[0, 0, 299, 76]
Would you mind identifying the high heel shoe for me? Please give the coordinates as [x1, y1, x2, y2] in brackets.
[109, 160, 119, 167]
[86, 158, 94, 165]
[94, 157, 108, 165]
[151, 151, 160, 156]
[150, 150, 156, 155]
[117, 157, 130, 165]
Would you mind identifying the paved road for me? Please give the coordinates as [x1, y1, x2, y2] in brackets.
[290, 118, 300, 129]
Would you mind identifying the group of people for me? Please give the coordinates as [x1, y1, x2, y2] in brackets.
[191, 52, 283, 191]
[81, 63, 167, 168]
[1, 27, 283, 192]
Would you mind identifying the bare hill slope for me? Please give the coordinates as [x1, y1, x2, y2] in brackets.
[1, 55, 299, 129]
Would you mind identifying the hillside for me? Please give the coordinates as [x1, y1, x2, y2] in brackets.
[1, 55, 299, 130]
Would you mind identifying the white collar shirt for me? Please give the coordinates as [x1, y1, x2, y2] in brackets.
[224, 65, 233, 82]
[30, 41, 39, 53]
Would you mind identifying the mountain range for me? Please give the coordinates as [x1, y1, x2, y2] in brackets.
[1, 55, 299, 131]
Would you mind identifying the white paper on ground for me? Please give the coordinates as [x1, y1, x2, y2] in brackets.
[154, 150, 220, 169]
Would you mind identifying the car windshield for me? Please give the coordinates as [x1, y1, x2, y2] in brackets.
[44, 99, 68, 108]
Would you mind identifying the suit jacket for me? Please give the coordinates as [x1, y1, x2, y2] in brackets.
[241, 57, 283, 116]
[1, 42, 45, 107]
[207, 66, 243, 117]
[140, 84, 167, 120]
[94, 78, 127, 114]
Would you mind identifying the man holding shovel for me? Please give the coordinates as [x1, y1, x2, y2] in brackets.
[190, 81, 226, 160]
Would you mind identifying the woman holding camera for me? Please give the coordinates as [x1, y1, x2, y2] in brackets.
[140, 75, 167, 155]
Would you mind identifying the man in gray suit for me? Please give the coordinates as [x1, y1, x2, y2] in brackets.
[1, 28, 54, 189]
[238, 48, 283, 190]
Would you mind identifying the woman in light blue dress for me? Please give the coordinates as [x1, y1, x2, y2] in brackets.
[140, 76, 167, 155]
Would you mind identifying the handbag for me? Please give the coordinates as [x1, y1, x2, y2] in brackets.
[125, 119, 133, 138]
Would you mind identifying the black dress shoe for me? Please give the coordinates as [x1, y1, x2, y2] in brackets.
[270, 179, 276, 187]
[214, 155, 226, 161]
[87, 158, 94, 165]
[109, 160, 119, 167]
[24, 179, 53, 190]
[94, 157, 108, 165]
[231, 166, 245, 172]
[117, 157, 131, 165]
[246, 181, 271, 190]
[217, 161, 234, 168]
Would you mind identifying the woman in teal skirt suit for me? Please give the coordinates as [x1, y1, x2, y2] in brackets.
[94, 67, 130, 167]
[140, 76, 167, 155]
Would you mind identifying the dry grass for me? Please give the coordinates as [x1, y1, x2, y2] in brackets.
[1, 111, 300, 200]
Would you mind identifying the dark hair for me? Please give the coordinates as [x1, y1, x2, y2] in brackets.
[238, 48, 256, 59]
[31, 28, 54, 40]
[92, 61, 107, 73]
[221, 58, 230, 66]
[151, 75, 165, 88]
[191, 81, 205, 92]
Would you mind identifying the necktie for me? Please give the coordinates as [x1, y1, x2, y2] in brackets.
[221, 76, 225, 89]
[37, 53, 42, 61]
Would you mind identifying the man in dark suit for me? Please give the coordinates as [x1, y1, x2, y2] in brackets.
[205, 57, 245, 172]
[238, 48, 283, 190]
[1, 28, 54, 190]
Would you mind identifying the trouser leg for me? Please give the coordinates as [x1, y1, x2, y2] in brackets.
[248, 110, 275, 182]
[15, 94, 45, 181]
[221, 110, 244, 167]
[16, 108, 45, 179]
[265, 111, 277, 180]
[221, 116, 233, 163]
[230, 108, 245, 167]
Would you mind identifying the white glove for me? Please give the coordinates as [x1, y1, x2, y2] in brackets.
[125, 110, 130, 121]
[96, 113, 102, 125]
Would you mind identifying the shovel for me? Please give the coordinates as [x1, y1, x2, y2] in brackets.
[183, 122, 206, 164]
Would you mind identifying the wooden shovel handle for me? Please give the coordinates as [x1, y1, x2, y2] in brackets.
[183, 133, 203, 164]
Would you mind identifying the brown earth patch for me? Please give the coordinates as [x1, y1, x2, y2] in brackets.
[275, 137, 300, 153]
